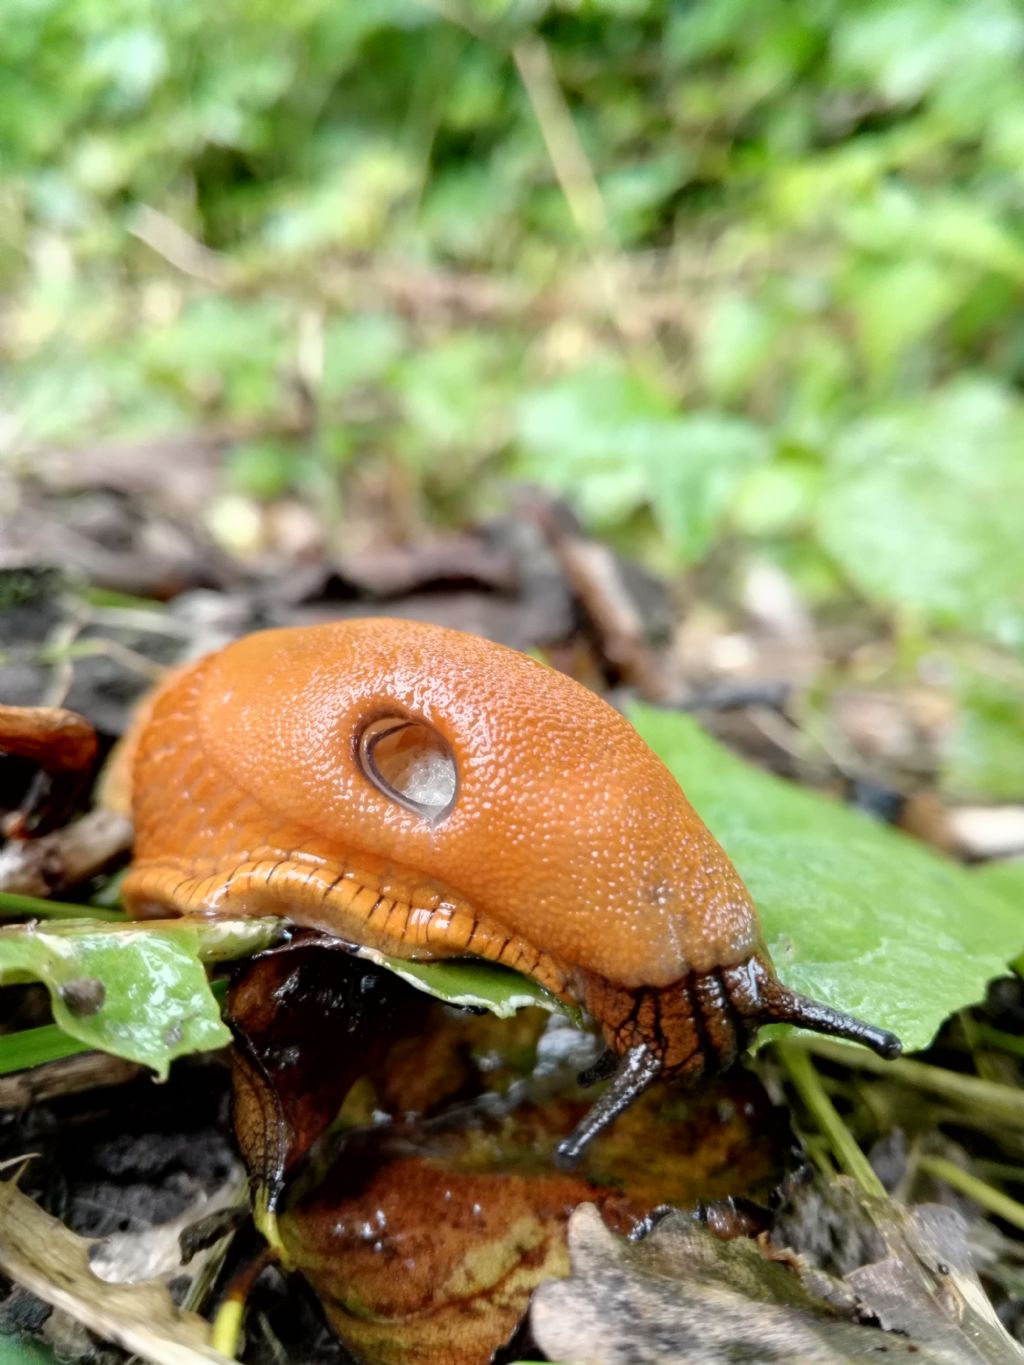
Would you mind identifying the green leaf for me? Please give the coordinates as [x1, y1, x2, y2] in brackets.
[354, 944, 580, 1023]
[629, 704, 1024, 1053]
[819, 381, 1024, 645]
[516, 365, 658, 527]
[321, 312, 406, 396]
[835, 0, 1024, 110]
[974, 857, 1024, 908]
[653, 414, 773, 561]
[0, 1334, 61, 1365]
[699, 293, 779, 403]
[844, 257, 964, 381]
[517, 364, 771, 561]
[731, 448, 823, 537]
[394, 332, 511, 454]
[225, 439, 298, 501]
[142, 296, 289, 416]
[0, 917, 284, 1078]
[942, 674, 1024, 801]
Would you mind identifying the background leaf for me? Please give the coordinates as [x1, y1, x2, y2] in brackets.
[818, 382, 1024, 644]
[517, 365, 770, 561]
[941, 674, 1024, 801]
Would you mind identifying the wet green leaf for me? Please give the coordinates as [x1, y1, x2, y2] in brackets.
[0, 917, 284, 1077]
[355, 945, 580, 1023]
[630, 704, 1024, 1053]
[942, 676, 1024, 801]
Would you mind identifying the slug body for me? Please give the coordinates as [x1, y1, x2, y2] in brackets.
[121, 619, 900, 1159]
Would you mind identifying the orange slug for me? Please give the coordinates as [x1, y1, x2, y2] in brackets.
[118, 618, 900, 1161]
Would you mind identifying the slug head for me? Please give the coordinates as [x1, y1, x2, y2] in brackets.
[558, 954, 901, 1166]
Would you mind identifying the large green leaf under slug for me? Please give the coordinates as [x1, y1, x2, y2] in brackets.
[631, 704, 1024, 1054]
[354, 943, 582, 1024]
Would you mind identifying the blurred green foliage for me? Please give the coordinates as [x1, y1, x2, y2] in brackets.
[2, 0, 1024, 792]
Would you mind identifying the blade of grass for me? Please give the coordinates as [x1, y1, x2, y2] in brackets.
[789, 1035, 1024, 1127]
[0, 1024, 90, 1074]
[917, 1155, 1024, 1234]
[776, 1040, 887, 1198]
[0, 892, 126, 922]
[971, 1024, 1024, 1060]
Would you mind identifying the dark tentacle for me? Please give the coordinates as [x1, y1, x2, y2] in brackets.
[555, 1043, 662, 1169]
[559, 956, 900, 1165]
[722, 956, 902, 1060]
[577, 1047, 620, 1087]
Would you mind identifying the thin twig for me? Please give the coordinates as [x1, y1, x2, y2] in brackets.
[513, 37, 610, 247]
[513, 35, 664, 361]
[0, 810, 133, 899]
[128, 205, 228, 286]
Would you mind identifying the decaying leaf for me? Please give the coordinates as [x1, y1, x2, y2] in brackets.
[0, 703, 98, 774]
[226, 931, 602, 1215]
[531, 1180, 1024, 1364]
[227, 938, 429, 1209]
[267, 970, 788, 1365]
[285, 1149, 599, 1365]
[0, 1178, 233, 1365]
[280, 1102, 777, 1365]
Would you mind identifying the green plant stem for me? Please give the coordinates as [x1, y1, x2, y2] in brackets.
[0, 892, 125, 922]
[971, 1023, 1024, 1059]
[959, 1010, 1011, 1085]
[917, 1155, 1024, 1233]
[973, 1158, 1024, 1186]
[790, 1036, 1024, 1127]
[776, 1041, 886, 1198]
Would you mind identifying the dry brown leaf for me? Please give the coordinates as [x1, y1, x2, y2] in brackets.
[531, 1184, 1024, 1365]
[0, 1178, 232, 1365]
[285, 1148, 598, 1365]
